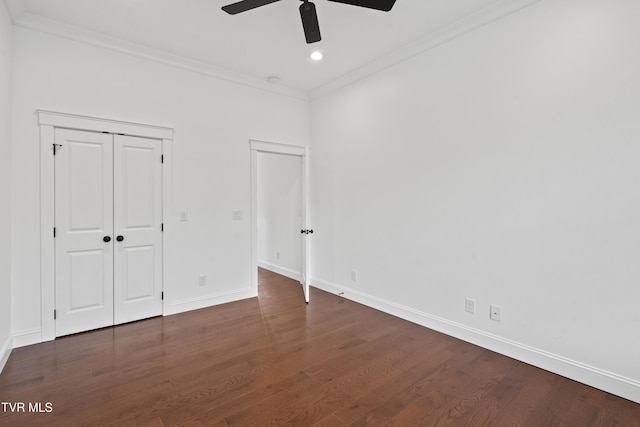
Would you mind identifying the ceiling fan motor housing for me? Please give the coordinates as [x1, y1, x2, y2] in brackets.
[300, 1, 321, 44]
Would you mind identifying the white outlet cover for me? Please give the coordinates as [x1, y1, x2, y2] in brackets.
[465, 298, 476, 314]
[490, 304, 502, 321]
[232, 210, 243, 220]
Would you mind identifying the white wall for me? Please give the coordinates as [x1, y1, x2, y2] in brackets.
[10, 27, 309, 345]
[310, 0, 640, 402]
[0, 1, 13, 371]
[257, 152, 302, 279]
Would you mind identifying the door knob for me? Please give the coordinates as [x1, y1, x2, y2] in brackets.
[103, 236, 111, 242]
[116, 235, 124, 242]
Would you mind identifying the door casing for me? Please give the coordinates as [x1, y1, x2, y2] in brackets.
[249, 140, 310, 302]
[39, 110, 174, 343]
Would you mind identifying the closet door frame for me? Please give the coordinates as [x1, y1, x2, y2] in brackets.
[39, 110, 174, 342]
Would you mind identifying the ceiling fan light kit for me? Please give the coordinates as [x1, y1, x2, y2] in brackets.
[222, 0, 397, 44]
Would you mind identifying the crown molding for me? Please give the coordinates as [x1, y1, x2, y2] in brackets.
[309, 0, 543, 100]
[8, 0, 542, 103]
[11, 11, 309, 102]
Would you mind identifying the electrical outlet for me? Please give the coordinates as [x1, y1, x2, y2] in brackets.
[351, 270, 358, 281]
[276, 251, 280, 259]
[465, 298, 476, 314]
[490, 304, 502, 322]
[198, 275, 207, 287]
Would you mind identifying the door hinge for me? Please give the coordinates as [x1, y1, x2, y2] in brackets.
[54, 310, 56, 320]
[53, 227, 56, 238]
[161, 154, 164, 164]
[161, 223, 164, 232]
[161, 292, 164, 301]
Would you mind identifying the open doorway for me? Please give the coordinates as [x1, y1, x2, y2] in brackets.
[249, 140, 310, 303]
[257, 152, 302, 281]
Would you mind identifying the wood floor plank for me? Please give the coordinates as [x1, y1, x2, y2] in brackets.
[1, 268, 639, 426]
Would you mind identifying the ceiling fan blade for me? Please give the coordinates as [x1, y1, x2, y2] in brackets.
[222, 0, 281, 15]
[326, 0, 396, 12]
[299, 1, 321, 44]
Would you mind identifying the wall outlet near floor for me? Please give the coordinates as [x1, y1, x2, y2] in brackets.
[351, 270, 358, 281]
[276, 251, 280, 259]
[465, 298, 476, 314]
[198, 274, 207, 287]
[490, 304, 502, 322]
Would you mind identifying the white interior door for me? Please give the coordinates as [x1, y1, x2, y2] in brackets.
[300, 154, 311, 303]
[54, 129, 114, 337]
[113, 135, 163, 324]
[55, 130, 163, 337]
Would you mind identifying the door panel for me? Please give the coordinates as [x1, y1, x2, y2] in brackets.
[68, 250, 108, 309]
[55, 129, 114, 337]
[113, 135, 163, 324]
[121, 245, 155, 300]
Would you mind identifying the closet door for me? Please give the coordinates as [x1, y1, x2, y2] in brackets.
[113, 135, 163, 324]
[54, 129, 114, 337]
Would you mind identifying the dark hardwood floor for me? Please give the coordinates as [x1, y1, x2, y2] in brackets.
[1, 268, 639, 426]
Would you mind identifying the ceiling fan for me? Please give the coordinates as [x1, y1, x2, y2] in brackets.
[221, 0, 397, 44]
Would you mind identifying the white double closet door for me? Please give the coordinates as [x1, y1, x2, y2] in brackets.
[54, 128, 163, 337]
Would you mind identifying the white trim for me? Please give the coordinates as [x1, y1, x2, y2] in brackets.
[38, 110, 173, 139]
[249, 140, 306, 156]
[38, 110, 174, 342]
[40, 122, 55, 341]
[12, 13, 308, 102]
[257, 260, 300, 282]
[0, 334, 12, 373]
[8, 0, 541, 101]
[161, 137, 173, 315]
[11, 328, 41, 349]
[311, 277, 640, 405]
[165, 289, 254, 316]
[310, 0, 543, 100]
[249, 140, 310, 302]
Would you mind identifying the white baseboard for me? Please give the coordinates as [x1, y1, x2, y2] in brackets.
[258, 260, 301, 282]
[11, 328, 42, 349]
[165, 288, 256, 316]
[0, 334, 12, 374]
[10, 290, 257, 348]
[311, 277, 640, 404]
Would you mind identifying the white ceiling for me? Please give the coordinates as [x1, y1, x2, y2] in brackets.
[4, 0, 540, 98]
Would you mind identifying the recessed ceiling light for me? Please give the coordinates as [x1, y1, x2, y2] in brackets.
[310, 50, 324, 61]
